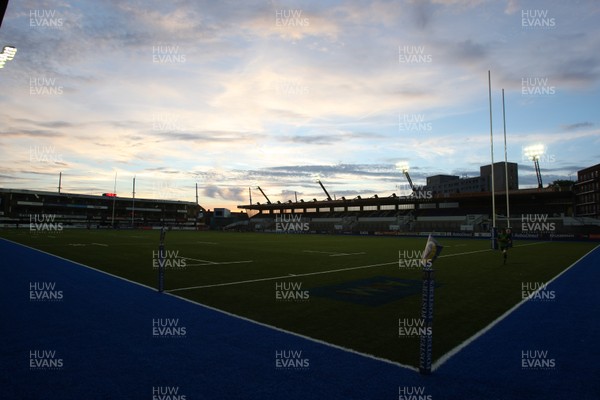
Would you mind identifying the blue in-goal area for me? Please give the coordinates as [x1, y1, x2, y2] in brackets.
[1, 238, 599, 399]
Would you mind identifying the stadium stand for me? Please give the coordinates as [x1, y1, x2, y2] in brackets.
[238, 186, 600, 238]
[0, 188, 204, 229]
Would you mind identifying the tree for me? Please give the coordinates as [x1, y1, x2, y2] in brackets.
[547, 180, 575, 191]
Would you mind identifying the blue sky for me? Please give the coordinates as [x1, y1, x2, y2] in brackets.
[1, 0, 599, 210]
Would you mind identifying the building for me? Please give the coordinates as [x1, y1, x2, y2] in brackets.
[480, 162, 519, 192]
[574, 163, 600, 218]
[235, 162, 600, 237]
[425, 174, 484, 196]
[425, 162, 518, 196]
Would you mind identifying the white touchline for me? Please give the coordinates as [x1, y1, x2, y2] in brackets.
[432, 243, 600, 372]
[165, 291, 419, 373]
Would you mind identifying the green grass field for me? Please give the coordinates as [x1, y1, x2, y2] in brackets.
[2, 229, 596, 367]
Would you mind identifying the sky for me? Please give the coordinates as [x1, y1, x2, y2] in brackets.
[0, 0, 599, 210]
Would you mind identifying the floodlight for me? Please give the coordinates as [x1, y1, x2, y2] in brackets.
[524, 144, 545, 188]
[395, 161, 410, 173]
[523, 144, 545, 161]
[4, 46, 17, 59]
[0, 46, 17, 68]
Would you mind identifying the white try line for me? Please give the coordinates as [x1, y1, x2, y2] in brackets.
[180, 256, 253, 267]
[166, 260, 396, 292]
[168, 242, 547, 293]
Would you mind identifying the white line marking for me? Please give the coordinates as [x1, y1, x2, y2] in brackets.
[164, 291, 418, 372]
[0, 237, 417, 372]
[4, 237, 574, 373]
[303, 250, 367, 257]
[166, 261, 396, 292]
[181, 257, 216, 264]
[180, 257, 253, 267]
[185, 260, 254, 267]
[437, 241, 545, 259]
[0, 238, 156, 292]
[92, 243, 108, 247]
[169, 243, 546, 292]
[330, 252, 366, 257]
[432, 243, 600, 372]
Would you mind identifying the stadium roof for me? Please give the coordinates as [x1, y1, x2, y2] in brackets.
[0, 188, 201, 207]
[237, 187, 561, 212]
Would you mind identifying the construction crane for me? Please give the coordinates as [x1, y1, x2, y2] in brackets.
[533, 157, 543, 188]
[397, 162, 416, 193]
[317, 180, 332, 201]
[256, 186, 272, 204]
[403, 170, 416, 192]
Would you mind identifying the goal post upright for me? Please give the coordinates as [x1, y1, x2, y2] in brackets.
[488, 71, 498, 249]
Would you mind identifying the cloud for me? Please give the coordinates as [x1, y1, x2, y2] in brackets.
[150, 130, 251, 143]
[504, 0, 520, 15]
[561, 122, 594, 131]
[1, 0, 598, 209]
[281, 131, 385, 145]
[453, 39, 488, 62]
[203, 184, 245, 202]
[554, 57, 600, 87]
[0, 129, 65, 138]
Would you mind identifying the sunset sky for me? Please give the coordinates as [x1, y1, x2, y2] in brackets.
[1, 0, 599, 210]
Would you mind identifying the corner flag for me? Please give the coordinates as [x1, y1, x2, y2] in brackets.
[418, 234, 443, 375]
[421, 235, 443, 268]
